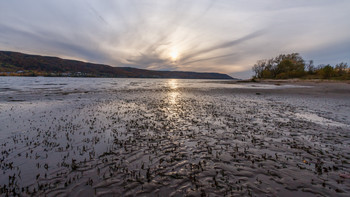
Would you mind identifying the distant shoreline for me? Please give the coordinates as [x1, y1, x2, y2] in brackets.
[0, 75, 234, 80]
[0, 51, 234, 80]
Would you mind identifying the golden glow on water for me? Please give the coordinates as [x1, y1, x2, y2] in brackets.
[167, 79, 179, 105]
[168, 79, 178, 90]
[169, 92, 179, 105]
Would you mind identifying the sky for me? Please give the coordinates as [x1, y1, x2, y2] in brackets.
[1, 0, 350, 79]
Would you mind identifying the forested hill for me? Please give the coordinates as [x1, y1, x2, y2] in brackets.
[0, 51, 233, 79]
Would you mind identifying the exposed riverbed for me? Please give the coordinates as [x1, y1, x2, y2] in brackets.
[0, 77, 349, 196]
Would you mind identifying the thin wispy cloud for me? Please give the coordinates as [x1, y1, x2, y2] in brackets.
[0, 0, 349, 78]
[180, 31, 264, 63]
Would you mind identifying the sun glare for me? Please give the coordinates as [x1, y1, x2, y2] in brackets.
[170, 51, 178, 61]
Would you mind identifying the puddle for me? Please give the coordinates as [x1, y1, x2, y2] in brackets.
[295, 112, 349, 128]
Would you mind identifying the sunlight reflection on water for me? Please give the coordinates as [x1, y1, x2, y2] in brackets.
[168, 92, 179, 105]
[168, 79, 179, 105]
[168, 79, 178, 90]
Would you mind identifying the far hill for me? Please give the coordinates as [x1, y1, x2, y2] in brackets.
[0, 51, 233, 79]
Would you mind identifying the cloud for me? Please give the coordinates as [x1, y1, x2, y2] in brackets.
[0, 0, 350, 78]
[180, 30, 264, 63]
[84, 1, 109, 25]
[182, 52, 237, 65]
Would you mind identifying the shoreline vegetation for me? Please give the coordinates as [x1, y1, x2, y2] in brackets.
[252, 53, 349, 81]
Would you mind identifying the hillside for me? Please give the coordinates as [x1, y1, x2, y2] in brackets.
[0, 51, 233, 79]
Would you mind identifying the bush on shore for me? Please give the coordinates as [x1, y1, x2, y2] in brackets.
[252, 53, 349, 80]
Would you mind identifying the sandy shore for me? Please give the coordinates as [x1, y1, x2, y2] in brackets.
[0, 77, 349, 196]
[256, 79, 350, 96]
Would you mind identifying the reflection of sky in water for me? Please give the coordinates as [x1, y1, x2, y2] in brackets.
[167, 79, 179, 106]
[168, 92, 179, 105]
[0, 77, 310, 95]
[295, 112, 349, 128]
[168, 79, 178, 90]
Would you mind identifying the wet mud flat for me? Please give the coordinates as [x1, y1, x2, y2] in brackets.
[0, 79, 350, 196]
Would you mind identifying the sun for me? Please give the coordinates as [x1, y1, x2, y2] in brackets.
[170, 50, 178, 61]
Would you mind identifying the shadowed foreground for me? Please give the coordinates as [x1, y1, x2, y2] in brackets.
[0, 78, 349, 196]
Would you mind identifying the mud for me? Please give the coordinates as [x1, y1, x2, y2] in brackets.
[0, 77, 349, 196]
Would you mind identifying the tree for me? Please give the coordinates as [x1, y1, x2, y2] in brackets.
[320, 65, 334, 79]
[252, 53, 306, 79]
[306, 60, 315, 74]
[252, 59, 268, 78]
[335, 62, 348, 76]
